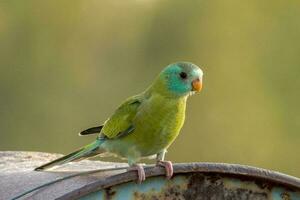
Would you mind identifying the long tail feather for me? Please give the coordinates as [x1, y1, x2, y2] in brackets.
[35, 139, 104, 171]
[79, 125, 103, 136]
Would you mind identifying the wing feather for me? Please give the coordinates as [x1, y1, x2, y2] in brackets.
[101, 95, 143, 139]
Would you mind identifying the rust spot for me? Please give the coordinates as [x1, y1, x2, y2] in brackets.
[253, 180, 272, 191]
[281, 192, 291, 200]
[105, 187, 116, 200]
[183, 174, 224, 199]
[183, 173, 269, 200]
[133, 184, 184, 200]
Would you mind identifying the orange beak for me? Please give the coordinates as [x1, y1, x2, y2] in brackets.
[192, 78, 202, 92]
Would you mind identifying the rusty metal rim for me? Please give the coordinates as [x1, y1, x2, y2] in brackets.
[57, 162, 300, 200]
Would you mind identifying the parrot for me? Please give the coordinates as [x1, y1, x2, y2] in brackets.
[35, 62, 203, 183]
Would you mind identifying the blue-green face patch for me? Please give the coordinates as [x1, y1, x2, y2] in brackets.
[160, 62, 202, 96]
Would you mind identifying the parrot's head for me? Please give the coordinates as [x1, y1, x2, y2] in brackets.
[158, 62, 203, 97]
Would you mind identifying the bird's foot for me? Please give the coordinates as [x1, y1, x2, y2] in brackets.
[157, 160, 173, 179]
[127, 164, 146, 184]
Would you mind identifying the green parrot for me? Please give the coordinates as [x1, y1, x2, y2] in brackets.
[35, 62, 203, 183]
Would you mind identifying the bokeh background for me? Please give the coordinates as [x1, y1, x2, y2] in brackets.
[1, 0, 300, 177]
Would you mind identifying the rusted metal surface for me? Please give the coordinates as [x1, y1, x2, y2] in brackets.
[1, 151, 300, 200]
[80, 174, 300, 200]
[62, 163, 300, 200]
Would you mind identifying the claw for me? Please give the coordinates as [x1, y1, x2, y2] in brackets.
[157, 160, 173, 179]
[128, 164, 146, 183]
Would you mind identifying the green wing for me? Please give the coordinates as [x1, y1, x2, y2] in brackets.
[101, 94, 143, 139]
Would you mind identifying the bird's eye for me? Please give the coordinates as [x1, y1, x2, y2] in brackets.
[179, 72, 187, 79]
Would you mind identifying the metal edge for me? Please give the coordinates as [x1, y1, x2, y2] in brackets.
[55, 162, 300, 200]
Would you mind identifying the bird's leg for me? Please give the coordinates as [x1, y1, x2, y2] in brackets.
[127, 163, 146, 183]
[156, 150, 173, 179]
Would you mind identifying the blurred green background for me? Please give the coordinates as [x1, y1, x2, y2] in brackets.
[1, 0, 300, 177]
